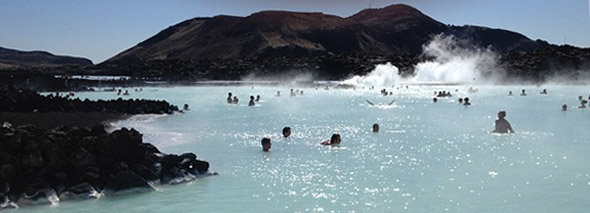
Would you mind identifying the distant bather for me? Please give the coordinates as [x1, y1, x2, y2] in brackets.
[321, 134, 341, 146]
[372, 123, 379, 133]
[261, 138, 271, 152]
[493, 111, 515, 134]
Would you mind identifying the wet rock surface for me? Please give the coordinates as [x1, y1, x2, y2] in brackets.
[0, 125, 212, 209]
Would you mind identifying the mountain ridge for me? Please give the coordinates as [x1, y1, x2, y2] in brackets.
[104, 4, 549, 65]
[0, 46, 93, 69]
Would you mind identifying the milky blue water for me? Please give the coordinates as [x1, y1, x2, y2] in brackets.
[17, 85, 590, 212]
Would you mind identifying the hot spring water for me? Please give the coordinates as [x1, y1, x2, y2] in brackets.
[20, 84, 590, 212]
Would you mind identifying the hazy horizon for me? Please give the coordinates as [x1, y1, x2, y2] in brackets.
[1, 0, 589, 64]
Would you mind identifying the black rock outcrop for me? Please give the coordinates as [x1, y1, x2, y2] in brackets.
[0, 125, 211, 209]
[0, 87, 179, 114]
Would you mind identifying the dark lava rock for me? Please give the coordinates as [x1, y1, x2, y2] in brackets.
[130, 164, 159, 182]
[17, 179, 57, 206]
[22, 151, 44, 168]
[1, 133, 21, 152]
[0, 87, 180, 114]
[69, 148, 96, 169]
[105, 171, 153, 193]
[0, 124, 211, 207]
[58, 182, 99, 200]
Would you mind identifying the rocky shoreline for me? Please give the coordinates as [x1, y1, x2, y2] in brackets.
[0, 87, 179, 114]
[0, 88, 212, 210]
[0, 125, 212, 209]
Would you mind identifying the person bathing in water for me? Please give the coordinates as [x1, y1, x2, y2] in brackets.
[248, 96, 255, 106]
[579, 100, 587, 109]
[282, 127, 291, 139]
[463, 97, 471, 105]
[492, 111, 515, 134]
[540, 89, 547, 94]
[227, 92, 233, 104]
[261, 138, 271, 152]
[321, 134, 341, 146]
[372, 123, 379, 133]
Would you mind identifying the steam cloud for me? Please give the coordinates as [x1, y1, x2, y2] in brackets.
[343, 34, 504, 87]
[342, 62, 401, 87]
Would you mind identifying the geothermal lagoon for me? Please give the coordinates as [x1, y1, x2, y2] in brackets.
[14, 82, 590, 212]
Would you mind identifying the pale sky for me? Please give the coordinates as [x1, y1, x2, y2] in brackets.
[1, 0, 589, 63]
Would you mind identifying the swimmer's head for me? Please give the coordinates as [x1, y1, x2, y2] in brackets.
[330, 134, 341, 145]
[458, 98, 463, 103]
[372, 123, 379, 133]
[498, 111, 506, 118]
[562, 104, 567, 111]
[282, 127, 291, 138]
[433, 97, 437, 102]
[261, 138, 271, 152]
[250, 95, 254, 100]
[228, 92, 232, 97]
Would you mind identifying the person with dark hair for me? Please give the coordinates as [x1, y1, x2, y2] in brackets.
[508, 91, 512, 96]
[540, 89, 547, 94]
[261, 138, 271, 152]
[579, 100, 587, 109]
[255, 95, 260, 102]
[282, 127, 291, 139]
[233, 96, 239, 104]
[372, 123, 379, 133]
[493, 111, 515, 133]
[227, 92, 233, 104]
[248, 96, 255, 106]
[458, 98, 463, 104]
[433, 97, 438, 103]
[463, 97, 471, 105]
[520, 89, 526, 96]
[321, 134, 341, 146]
[562, 104, 568, 111]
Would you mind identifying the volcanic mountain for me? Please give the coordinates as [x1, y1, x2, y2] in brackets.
[105, 4, 548, 65]
[0, 46, 93, 69]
